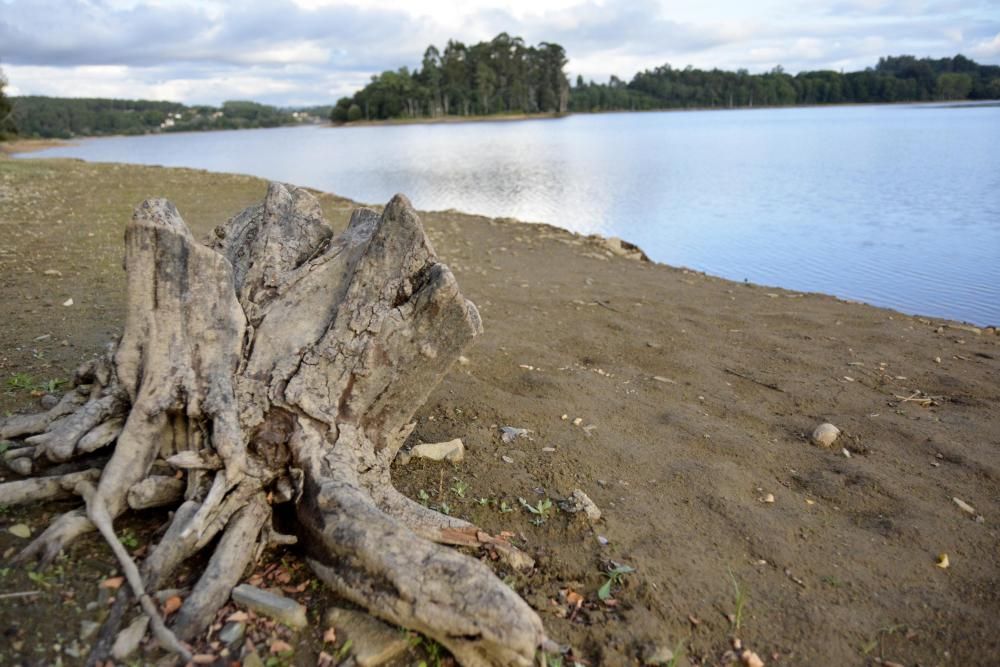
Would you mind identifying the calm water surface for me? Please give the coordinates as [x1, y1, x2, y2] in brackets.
[27, 104, 1000, 325]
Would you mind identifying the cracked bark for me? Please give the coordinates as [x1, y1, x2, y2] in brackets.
[0, 183, 545, 666]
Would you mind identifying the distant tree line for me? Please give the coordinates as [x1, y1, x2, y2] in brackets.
[5, 97, 325, 140]
[570, 55, 1000, 111]
[331, 33, 570, 122]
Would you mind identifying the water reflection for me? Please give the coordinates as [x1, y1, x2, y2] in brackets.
[27, 103, 1000, 325]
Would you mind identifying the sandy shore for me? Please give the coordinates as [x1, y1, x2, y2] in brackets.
[0, 156, 998, 666]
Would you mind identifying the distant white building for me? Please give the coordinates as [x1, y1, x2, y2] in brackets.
[160, 117, 175, 128]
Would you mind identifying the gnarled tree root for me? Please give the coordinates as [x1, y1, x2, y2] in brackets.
[0, 182, 547, 666]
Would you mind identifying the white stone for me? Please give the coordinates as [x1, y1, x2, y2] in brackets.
[811, 423, 840, 447]
[408, 438, 465, 463]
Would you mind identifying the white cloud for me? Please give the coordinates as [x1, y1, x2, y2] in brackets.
[0, 0, 998, 105]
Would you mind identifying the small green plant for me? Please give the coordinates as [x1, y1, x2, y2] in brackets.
[37, 378, 67, 393]
[821, 575, 844, 588]
[518, 497, 553, 523]
[417, 489, 430, 505]
[0, 567, 11, 578]
[499, 499, 514, 513]
[0, 441, 11, 455]
[411, 634, 445, 667]
[6, 373, 34, 391]
[728, 567, 747, 630]
[438, 502, 451, 516]
[477, 497, 490, 506]
[598, 563, 636, 600]
[118, 528, 139, 550]
[27, 569, 54, 588]
[335, 638, 354, 660]
[450, 478, 469, 498]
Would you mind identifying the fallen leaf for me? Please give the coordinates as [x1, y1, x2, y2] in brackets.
[936, 553, 950, 569]
[8, 523, 32, 539]
[162, 595, 182, 615]
[99, 576, 124, 590]
[191, 654, 216, 664]
[270, 639, 293, 654]
[226, 611, 249, 623]
[566, 590, 584, 607]
[317, 650, 335, 667]
[323, 626, 337, 644]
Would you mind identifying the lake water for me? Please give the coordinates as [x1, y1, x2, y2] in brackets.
[26, 104, 1000, 325]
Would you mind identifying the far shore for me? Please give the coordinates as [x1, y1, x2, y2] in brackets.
[0, 137, 78, 155]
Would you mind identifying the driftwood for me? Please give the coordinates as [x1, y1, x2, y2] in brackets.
[0, 184, 546, 665]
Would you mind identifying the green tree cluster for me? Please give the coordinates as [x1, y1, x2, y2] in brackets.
[570, 54, 1000, 112]
[331, 33, 570, 122]
[9, 97, 318, 139]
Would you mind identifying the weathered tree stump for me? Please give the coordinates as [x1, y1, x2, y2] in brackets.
[0, 184, 546, 666]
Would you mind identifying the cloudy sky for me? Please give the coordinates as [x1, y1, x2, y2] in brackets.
[2, 0, 999, 107]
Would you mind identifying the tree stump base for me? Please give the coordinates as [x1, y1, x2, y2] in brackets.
[0, 184, 546, 666]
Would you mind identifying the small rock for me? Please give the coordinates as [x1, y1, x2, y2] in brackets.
[43, 269, 62, 277]
[936, 553, 950, 569]
[62, 298, 74, 307]
[231, 584, 308, 629]
[643, 645, 674, 665]
[541, 447, 556, 453]
[8, 523, 31, 539]
[565, 489, 601, 523]
[79, 620, 100, 641]
[811, 423, 840, 447]
[111, 615, 149, 660]
[934, 356, 942, 364]
[597, 535, 609, 546]
[501, 455, 514, 464]
[500, 426, 531, 443]
[740, 649, 765, 667]
[324, 607, 410, 667]
[408, 439, 465, 463]
[457, 355, 470, 365]
[217, 621, 245, 647]
[652, 376, 676, 384]
[572, 417, 583, 426]
[39, 394, 60, 409]
[842, 447, 851, 458]
[761, 493, 775, 504]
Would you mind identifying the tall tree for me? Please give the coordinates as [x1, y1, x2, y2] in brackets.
[0, 65, 15, 139]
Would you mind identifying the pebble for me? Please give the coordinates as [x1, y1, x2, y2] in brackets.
[567, 489, 602, 523]
[111, 616, 149, 660]
[500, 426, 531, 443]
[62, 298, 74, 307]
[761, 493, 775, 504]
[79, 621, 100, 641]
[811, 423, 840, 447]
[501, 455, 514, 463]
[40, 394, 60, 409]
[217, 621, 245, 647]
[643, 645, 674, 665]
[406, 438, 465, 463]
[541, 447, 556, 453]
[572, 417, 583, 426]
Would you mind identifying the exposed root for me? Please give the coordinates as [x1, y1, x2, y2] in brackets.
[0, 468, 101, 506]
[14, 508, 93, 566]
[75, 480, 192, 663]
[172, 493, 269, 640]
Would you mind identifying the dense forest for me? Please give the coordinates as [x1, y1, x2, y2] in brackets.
[332, 44, 1000, 123]
[570, 55, 1000, 111]
[5, 97, 325, 139]
[330, 33, 570, 122]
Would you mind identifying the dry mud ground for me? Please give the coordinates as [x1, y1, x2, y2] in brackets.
[0, 155, 998, 667]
